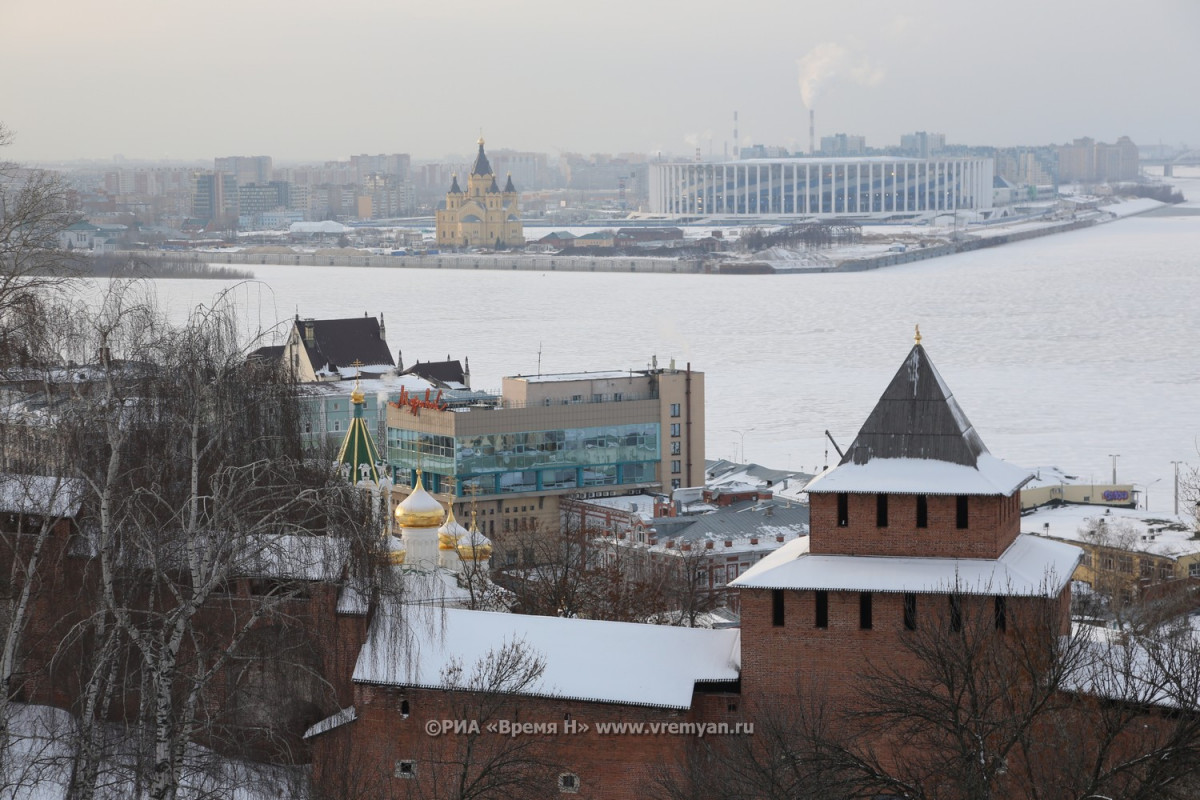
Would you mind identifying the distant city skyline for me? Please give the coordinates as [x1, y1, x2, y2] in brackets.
[2, 0, 1196, 164]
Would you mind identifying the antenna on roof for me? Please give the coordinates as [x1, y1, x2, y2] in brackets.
[537, 342, 542, 377]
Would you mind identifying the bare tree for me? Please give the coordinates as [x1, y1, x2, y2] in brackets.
[0, 122, 79, 371]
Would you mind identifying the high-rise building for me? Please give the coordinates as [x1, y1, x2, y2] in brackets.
[900, 131, 946, 158]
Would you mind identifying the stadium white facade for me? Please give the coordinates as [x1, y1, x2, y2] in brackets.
[648, 156, 993, 218]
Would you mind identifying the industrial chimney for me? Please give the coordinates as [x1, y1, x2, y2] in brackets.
[809, 109, 815, 155]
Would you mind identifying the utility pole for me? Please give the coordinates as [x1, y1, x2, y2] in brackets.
[1108, 453, 1120, 485]
[1172, 460, 1183, 516]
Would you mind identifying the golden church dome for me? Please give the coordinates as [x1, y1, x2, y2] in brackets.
[457, 517, 492, 561]
[394, 472, 445, 529]
[384, 534, 406, 566]
[438, 506, 469, 550]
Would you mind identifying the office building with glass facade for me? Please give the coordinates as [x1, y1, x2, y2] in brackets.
[385, 366, 704, 551]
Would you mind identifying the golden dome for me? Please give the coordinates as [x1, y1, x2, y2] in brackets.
[394, 471, 445, 529]
[384, 534, 406, 566]
[438, 505, 469, 550]
[457, 516, 492, 561]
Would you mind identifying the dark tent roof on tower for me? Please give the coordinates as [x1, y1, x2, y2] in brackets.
[470, 139, 493, 176]
[805, 333, 1032, 497]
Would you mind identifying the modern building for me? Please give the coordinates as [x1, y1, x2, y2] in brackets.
[648, 156, 994, 218]
[435, 138, 524, 249]
[820, 133, 866, 156]
[384, 365, 704, 553]
[899, 131, 946, 158]
[1057, 136, 1140, 183]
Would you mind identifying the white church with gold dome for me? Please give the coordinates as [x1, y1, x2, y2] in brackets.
[435, 138, 524, 249]
[335, 376, 495, 603]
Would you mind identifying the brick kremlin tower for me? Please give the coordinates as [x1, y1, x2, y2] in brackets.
[732, 329, 1080, 705]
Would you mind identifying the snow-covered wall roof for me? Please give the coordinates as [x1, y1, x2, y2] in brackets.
[804, 453, 1033, 496]
[353, 604, 741, 709]
[730, 534, 1080, 597]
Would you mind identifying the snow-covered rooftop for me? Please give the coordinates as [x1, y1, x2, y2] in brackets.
[730, 533, 1080, 597]
[353, 604, 741, 709]
[1022, 504, 1199, 559]
[0, 474, 85, 517]
[513, 370, 637, 383]
[803, 453, 1034, 496]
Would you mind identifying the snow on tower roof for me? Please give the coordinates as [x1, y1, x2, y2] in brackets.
[804, 453, 1033, 496]
[353, 604, 741, 709]
[730, 533, 1080, 597]
[806, 340, 1033, 496]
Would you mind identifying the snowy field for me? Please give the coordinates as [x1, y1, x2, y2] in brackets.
[88, 170, 1200, 512]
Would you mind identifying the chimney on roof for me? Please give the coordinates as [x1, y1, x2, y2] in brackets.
[379, 312, 386, 343]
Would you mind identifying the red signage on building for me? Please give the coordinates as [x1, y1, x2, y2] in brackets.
[391, 387, 448, 416]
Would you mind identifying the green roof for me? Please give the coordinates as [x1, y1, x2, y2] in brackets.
[336, 396, 383, 484]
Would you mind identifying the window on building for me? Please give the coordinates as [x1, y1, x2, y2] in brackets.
[1190, 562, 1200, 578]
[994, 596, 1007, 632]
[614, 392, 623, 401]
[671, 479, 681, 490]
[772, 590, 785, 627]
[671, 441, 681, 455]
[876, 494, 889, 528]
[916, 495, 928, 528]
[558, 773, 580, 793]
[1080, 552, 1092, 568]
[1140, 559, 1154, 579]
[670, 423, 681, 437]
[400, 700, 410, 718]
[949, 595, 963, 632]
[670, 403, 681, 417]
[671, 460, 681, 474]
[1160, 564, 1173, 581]
[394, 761, 416, 779]
[1101, 553, 1114, 571]
[837, 493, 849, 527]
[815, 591, 828, 628]
[332, 420, 340, 432]
[903, 593, 917, 630]
[1118, 555, 1133, 575]
[859, 592, 873, 630]
[956, 496, 969, 529]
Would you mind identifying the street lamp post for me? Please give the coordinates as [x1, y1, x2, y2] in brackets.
[1108, 453, 1120, 485]
[1135, 479, 1161, 512]
[729, 428, 755, 464]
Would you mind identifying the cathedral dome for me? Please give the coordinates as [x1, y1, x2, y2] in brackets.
[385, 534, 406, 566]
[438, 506, 469, 550]
[394, 472, 445, 529]
[457, 520, 492, 562]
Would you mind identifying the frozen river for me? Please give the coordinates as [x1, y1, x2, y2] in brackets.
[131, 171, 1200, 513]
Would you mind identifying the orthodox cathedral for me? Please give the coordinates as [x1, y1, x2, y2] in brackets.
[435, 138, 524, 249]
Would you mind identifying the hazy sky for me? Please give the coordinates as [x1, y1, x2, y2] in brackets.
[2, 0, 1196, 163]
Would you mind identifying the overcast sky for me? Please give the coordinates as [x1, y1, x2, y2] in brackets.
[2, 0, 1196, 164]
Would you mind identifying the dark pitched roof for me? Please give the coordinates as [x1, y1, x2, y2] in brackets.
[841, 343, 986, 467]
[248, 344, 285, 362]
[503, 174, 516, 193]
[401, 359, 466, 387]
[295, 317, 394, 373]
[449, 175, 462, 193]
[487, 176, 500, 193]
[470, 141, 493, 177]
